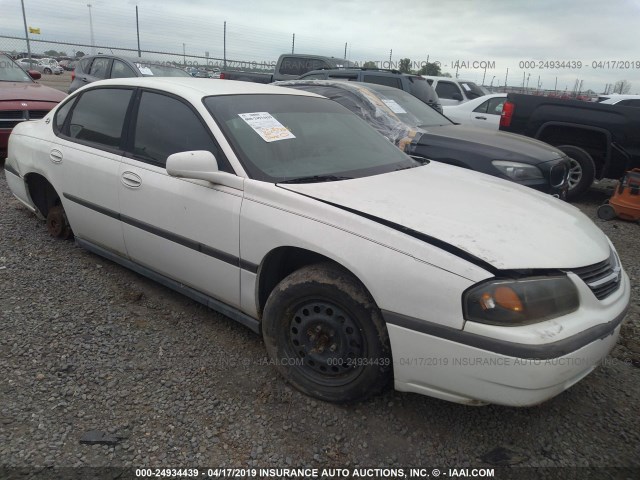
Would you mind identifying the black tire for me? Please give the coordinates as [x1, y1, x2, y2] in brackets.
[597, 204, 617, 221]
[44, 68, 52, 75]
[46, 205, 73, 239]
[262, 262, 392, 403]
[557, 145, 596, 200]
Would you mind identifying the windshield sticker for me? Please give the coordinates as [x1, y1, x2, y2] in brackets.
[381, 99, 407, 114]
[238, 112, 296, 142]
[136, 63, 154, 75]
[461, 83, 471, 91]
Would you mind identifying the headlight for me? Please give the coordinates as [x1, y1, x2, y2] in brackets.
[463, 276, 579, 326]
[492, 161, 543, 181]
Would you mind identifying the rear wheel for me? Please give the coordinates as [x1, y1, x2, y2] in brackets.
[597, 204, 617, 221]
[557, 145, 596, 200]
[46, 205, 73, 239]
[44, 68, 52, 75]
[262, 263, 392, 403]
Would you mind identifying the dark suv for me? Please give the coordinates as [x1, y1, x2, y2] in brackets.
[298, 68, 442, 112]
[69, 55, 190, 93]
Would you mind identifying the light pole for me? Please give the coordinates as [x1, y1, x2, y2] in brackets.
[87, 4, 95, 55]
[489, 75, 496, 91]
[20, 0, 32, 61]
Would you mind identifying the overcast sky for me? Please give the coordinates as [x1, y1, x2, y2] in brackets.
[1, 0, 639, 92]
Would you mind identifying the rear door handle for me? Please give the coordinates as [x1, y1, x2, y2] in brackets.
[474, 116, 487, 120]
[49, 149, 63, 163]
[121, 171, 142, 188]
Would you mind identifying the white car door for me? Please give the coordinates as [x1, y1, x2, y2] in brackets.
[51, 87, 133, 254]
[468, 97, 505, 130]
[118, 90, 243, 307]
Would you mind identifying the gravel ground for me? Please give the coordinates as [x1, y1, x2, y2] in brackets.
[1, 169, 639, 476]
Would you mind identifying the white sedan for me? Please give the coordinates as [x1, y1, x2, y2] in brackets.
[4, 78, 629, 406]
[443, 93, 507, 130]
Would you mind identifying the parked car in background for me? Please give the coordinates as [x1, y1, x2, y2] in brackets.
[68, 55, 190, 93]
[278, 80, 569, 197]
[4, 77, 629, 407]
[58, 59, 77, 71]
[0, 53, 66, 161]
[37, 58, 64, 75]
[17, 58, 64, 75]
[185, 66, 208, 78]
[499, 93, 640, 199]
[219, 53, 356, 83]
[596, 94, 640, 107]
[422, 76, 486, 106]
[298, 68, 442, 112]
[443, 93, 507, 130]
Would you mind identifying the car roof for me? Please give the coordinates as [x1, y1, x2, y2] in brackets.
[75, 77, 322, 102]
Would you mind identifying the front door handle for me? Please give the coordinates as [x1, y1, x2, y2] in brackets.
[49, 149, 63, 163]
[474, 116, 487, 120]
[121, 171, 142, 188]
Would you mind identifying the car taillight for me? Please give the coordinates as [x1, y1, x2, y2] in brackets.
[219, 72, 226, 79]
[500, 101, 514, 128]
[71, 69, 75, 81]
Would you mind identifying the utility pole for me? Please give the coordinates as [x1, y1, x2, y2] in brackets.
[344, 42, 347, 60]
[135, 6, 141, 57]
[223, 21, 227, 69]
[482, 65, 487, 85]
[554, 76, 558, 93]
[389, 49, 392, 64]
[182, 43, 186, 66]
[87, 4, 95, 55]
[291, 33, 295, 54]
[20, 0, 32, 61]
[522, 71, 526, 90]
[504, 68, 509, 89]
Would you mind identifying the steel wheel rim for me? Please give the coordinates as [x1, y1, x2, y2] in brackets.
[567, 157, 582, 190]
[288, 299, 366, 386]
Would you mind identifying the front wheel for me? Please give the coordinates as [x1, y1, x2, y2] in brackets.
[557, 145, 596, 200]
[44, 68, 52, 74]
[262, 263, 392, 403]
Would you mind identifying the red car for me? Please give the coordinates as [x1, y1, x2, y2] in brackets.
[1, 53, 67, 161]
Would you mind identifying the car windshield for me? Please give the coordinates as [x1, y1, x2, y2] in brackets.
[204, 94, 419, 183]
[459, 81, 485, 99]
[0, 57, 33, 82]
[363, 85, 452, 128]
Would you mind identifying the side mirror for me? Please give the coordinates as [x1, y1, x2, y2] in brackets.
[166, 150, 243, 190]
[28, 70, 41, 80]
[451, 92, 463, 101]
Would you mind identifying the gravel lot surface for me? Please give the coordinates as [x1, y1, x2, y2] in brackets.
[1, 167, 639, 476]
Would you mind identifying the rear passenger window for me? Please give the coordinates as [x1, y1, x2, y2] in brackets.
[362, 75, 402, 90]
[67, 88, 132, 149]
[435, 82, 462, 99]
[53, 99, 75, 133]
[131, 91, 229, 171]
[89, 58, 110, 79]
[111, 60, 136, 79]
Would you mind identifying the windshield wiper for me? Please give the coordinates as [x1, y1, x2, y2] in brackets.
[278, 174, 353, 184]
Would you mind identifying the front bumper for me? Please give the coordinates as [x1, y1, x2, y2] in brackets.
[385, 271, 630, 406]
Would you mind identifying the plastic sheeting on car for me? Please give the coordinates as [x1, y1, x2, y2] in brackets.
[275, 80, 421, 153]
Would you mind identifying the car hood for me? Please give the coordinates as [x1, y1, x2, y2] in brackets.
[0, 82, 67, 102]
[279, 163, 609, 270]
[412, 124, 564, 164]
